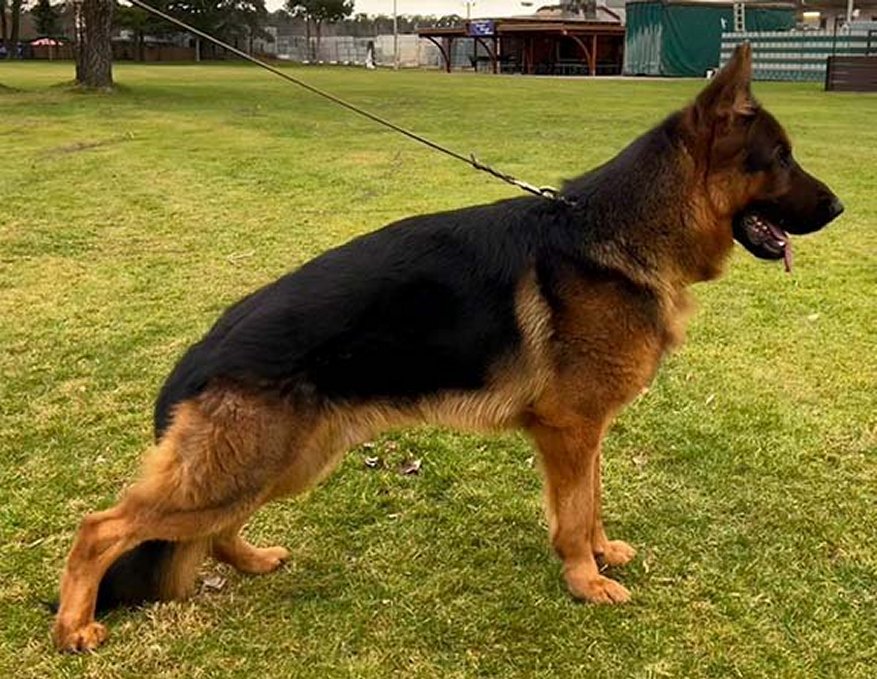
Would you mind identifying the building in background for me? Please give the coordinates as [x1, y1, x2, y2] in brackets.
[624, 0, 797, 77]
[417, 3, 626, 75]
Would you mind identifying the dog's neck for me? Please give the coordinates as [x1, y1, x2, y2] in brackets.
[569, 125, 737, 293]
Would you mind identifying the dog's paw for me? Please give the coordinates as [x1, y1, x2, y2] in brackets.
[566, 572, 631, 604]
[597, 540, 637, 568]
[54, 621, 107, 653]
[246, 545, 290, 574]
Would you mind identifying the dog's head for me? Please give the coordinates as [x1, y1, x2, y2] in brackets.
[688, 43, 843, 268]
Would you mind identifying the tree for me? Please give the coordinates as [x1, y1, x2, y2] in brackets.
[73, 0, 114, 88]
[1, 0, 8, 46]
[33, 0, 63, 37]
[114, 0, 176, 61]
[284, 0, 352, 61]
[8, 0, 23, 52]
[220, 0, 270, 53]
[235, 1, 270, 54]
[165, 0, 269, 60]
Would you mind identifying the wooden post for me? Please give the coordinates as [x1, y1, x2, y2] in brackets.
[568, 34, 591, 75]
[475, 36, 498, 74]
[590, 34, 597, 76]
[424, 36, 452, 72]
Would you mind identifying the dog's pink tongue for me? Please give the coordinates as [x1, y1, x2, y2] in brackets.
[767, 222, 793, 274]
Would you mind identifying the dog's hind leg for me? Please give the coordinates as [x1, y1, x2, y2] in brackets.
[53, 479, 255, 652]
[53, 399, 276, 652]
[53, 505, 138, 652]
[528, 419, 630, 604]
[212, 522, 290, 575]
[54, 500, 253, 651]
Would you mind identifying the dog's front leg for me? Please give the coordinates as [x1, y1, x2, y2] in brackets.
[528, 420, 630, 603]
[591, 447, 637, 568]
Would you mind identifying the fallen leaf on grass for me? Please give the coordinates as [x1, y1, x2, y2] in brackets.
[398, 459, 422, 475]
[226, 250, 255, 265]
[201, 575, 226, 592]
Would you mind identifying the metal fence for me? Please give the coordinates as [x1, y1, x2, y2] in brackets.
[721, 24, 877, 81]
[274, 34, 473, 69]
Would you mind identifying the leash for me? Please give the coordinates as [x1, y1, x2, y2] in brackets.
[125, 0, 571, 206]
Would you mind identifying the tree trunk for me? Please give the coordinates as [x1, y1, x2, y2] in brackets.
[73, 0, 114, 89]
[9, 0, 22, 52]
[1, 0, 8, 44]
[137, 29, 144, 62]
[305, 19, 311, 61]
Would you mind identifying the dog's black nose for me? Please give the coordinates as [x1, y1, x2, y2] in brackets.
[827, 196, 844, 220]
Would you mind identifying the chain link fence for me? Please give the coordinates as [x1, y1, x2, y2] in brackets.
[275, 34, 474, 69]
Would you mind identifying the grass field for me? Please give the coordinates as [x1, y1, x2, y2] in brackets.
[0, 61, 875, 677]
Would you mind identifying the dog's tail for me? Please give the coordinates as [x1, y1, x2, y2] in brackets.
[95, 539, 209, 612]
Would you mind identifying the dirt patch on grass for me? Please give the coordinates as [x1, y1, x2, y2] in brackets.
[44, 132, 134, 156]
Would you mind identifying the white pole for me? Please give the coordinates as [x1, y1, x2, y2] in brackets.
[846, 0, 854, 24]
[393, 0, 399, 70]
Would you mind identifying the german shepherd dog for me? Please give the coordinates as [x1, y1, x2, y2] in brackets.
[54, 44, 843, 651]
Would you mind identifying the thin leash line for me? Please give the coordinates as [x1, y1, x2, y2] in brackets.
[124, 0, 570, 205]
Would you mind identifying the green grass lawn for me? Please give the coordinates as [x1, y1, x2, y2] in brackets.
[0, 61, 875, 678]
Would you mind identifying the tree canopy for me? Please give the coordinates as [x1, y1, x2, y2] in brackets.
[284, 0, 353, 27]
[166, 0, 270, 45]
[33, 0, 63, 38]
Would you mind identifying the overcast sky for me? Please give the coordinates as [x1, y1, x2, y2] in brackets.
[269, 2, 540, 18]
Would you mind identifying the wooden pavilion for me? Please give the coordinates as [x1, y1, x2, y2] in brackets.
[418, 16, 625, 76]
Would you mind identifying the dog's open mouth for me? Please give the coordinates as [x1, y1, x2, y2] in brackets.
[733, 210, 793, 272]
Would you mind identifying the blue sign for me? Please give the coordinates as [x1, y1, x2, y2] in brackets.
[468, 20, 495, 37]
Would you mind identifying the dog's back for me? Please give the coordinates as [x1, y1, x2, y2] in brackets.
[154, 196, 586, 437]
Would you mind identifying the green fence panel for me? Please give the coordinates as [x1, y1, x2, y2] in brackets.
[747, 8, 795, 32]
[626, 2, 797, 78]
[721, 29, 873, 81]
[624, 1, 664, 75]
[661, 4, 734, 76]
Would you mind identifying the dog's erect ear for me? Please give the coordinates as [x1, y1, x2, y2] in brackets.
[693, 43, 756, 126]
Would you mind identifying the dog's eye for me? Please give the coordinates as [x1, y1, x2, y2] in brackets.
[776, 146, 793, 168]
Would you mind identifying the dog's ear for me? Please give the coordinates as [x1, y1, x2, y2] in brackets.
[693, 43, 756, 127]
